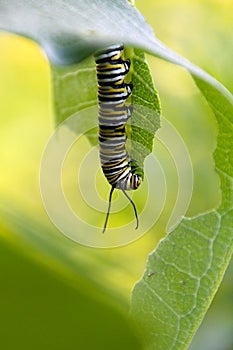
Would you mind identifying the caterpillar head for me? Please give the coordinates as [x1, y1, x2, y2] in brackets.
[116, 173, 141, 191]
[132, 174, 141, 190]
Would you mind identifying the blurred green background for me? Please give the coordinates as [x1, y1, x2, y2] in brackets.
[0, 0, 232, 349]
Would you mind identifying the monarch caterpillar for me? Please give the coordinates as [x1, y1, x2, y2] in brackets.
[94, 44, 141, 233]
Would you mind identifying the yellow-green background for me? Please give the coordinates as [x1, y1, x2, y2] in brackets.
[0, 0, 232, 349]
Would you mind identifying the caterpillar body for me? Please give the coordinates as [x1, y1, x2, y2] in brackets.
[94, 44, 141, 232]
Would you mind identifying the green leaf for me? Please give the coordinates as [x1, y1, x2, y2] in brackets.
[51, 56, 97, 126]
[130, 75, 233, 349]
[129, 48, 161, 178]
[1, 1, 233, 349]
